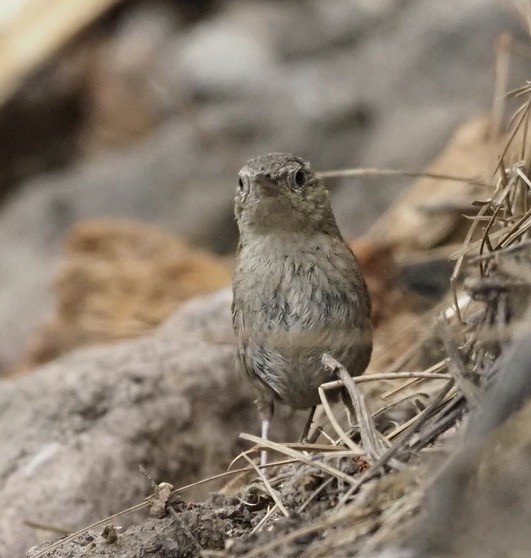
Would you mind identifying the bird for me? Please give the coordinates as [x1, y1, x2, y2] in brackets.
[231, 153, 372, 463]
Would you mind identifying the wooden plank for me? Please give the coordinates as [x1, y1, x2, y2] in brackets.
[0, 0, 124, 104]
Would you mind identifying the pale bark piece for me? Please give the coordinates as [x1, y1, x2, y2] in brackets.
[366, 117, 498, 251]
[0, 0, 123, 103]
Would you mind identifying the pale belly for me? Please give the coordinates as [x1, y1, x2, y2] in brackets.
[234, 233, 372, 410]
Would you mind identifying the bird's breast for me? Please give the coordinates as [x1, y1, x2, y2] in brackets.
[235, 233, 363, 333]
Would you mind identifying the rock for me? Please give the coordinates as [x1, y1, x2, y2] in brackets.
[399, 258, 454, 300]
[279, 0, 402, 57]
[169, 2, 281, 98]
[16, 220, 231, 371]
[0, 289, 298, 558]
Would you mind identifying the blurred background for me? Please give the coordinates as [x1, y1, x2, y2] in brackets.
[0, 0, 528, 374]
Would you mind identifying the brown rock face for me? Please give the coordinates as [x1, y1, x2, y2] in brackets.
[17, 220, 231, 370]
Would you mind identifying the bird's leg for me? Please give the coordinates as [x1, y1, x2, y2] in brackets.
[259, 399, 274, 467]
[299, 406, 317, 443]
[260, 418, 270, 466]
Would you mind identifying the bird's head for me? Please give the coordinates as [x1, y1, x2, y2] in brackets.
[235, 152, 337, 235]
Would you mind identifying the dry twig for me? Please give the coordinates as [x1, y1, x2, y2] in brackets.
[322, 354, 384, 461]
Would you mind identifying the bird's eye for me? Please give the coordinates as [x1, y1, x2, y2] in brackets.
[238, 177, 244, 190]
[294, 169, 305, 188]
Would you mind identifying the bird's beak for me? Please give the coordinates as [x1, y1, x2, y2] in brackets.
[254, 174, 276, 195]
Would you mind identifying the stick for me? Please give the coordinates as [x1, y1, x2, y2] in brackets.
[322, 354, 384, 461]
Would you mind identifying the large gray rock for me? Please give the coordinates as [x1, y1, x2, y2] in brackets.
[0, 289, 298, 558]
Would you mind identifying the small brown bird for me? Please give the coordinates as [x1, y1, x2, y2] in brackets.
[232, 153, 372, 459]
